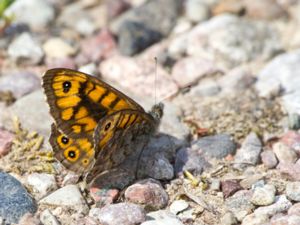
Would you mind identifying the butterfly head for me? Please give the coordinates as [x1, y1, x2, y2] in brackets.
[149, 102, 164, 122]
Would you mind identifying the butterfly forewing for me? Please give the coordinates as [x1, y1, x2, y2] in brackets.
[42, 68, 144, 138]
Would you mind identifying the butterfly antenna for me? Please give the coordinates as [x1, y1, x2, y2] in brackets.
[154, 57, 157, 105]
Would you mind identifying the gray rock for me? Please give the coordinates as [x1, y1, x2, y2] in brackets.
[286, 182, 300, 202]
[0, 172, 37, 224]
[5, 0, 55, 30]
[111, 0, 181, 37]
[241, 213, 269, 225]
[192, 134, 236, 159]
[174, 147, 211, 175]
[273, 142, 297, 163]
[39, 185, 89, 214]
[261, 150, 278, 169]
[234, 132, 262, 170]
[225, 190, 255, 221]
[97, 203, 146, 225]
[169, 200, 189, 215]
[251, 184, 276, 206]
[40, 209, 60, 225]
[0, 71, 40, 99]
[6, 89, 52, 138]
[26, 173, 57, 199]
[186, 14, 282, 68]
[185, 0, 210, 23]
[142, 210, 184, 225]
[8, 33, 44, 65]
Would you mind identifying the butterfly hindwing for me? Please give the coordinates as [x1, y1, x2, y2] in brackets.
[49, 123, 95, 174]
[42, 68, 144, 138]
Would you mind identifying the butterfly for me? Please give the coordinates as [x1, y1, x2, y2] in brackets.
[42, 68, 163, 183]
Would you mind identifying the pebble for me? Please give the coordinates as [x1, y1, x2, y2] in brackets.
[45, 57, 77, 69]
[273, 142, 298, 163]
[255, 49, 300, 102]
[185, 0, 210, 23]
[277, 161, 300, 181]
[89, 187, 119, 207]
[40, 209, 60, 225]
[26, 173, 57, 199]
[7, 90, 52, 138]
[220, 212, 238, 225]
[0, 172, 37, 224]
[110, 0, 181, 37]
[251, 184, 276, 206]
[5, 0, 55, 30]
[261, 150, 278, 169]
[18, 213, 41, 225]
[40, 185, 89, 214]
[118, 21, 162, 56]
[142, 210, 184, 225]
[286, 182, 300, 201]
[43, 38, 77, 58]
[288, 113, 300, 130]
[254, 195, 292, 217]
[106, 0, 131, 20]
[125, 179, 169, 210]
[172, 57, 217, 88]
[241, 213, 269, 225]
[78, 63, 98, 76]
[234, 132, 262, 170]
[288, 202, 300, 215]
[174, 147, 211, 175]
[186, 14, 281, 68]
[97, 203, 146, 225]
[225, 190, 255, 221]
[189, 79, 221, 97]
[192, 134, 237, 159]
[244, 0, 287, 20]
[0, 71, 41, 99]
[169, 200, 189, 215]
[221, 180, 242, 198]
[270, 214, 300, 225]
[8, 32, 44, 65]
[210, 179, 221, 191]
[79, 29, 117, 64]
[0, 129, 14, 157]
[281, 131, 300, 154]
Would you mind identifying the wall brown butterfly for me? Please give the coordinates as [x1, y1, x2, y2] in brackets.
[42, 68, 163, 183]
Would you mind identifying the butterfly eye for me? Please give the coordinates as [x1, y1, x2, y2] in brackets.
[62, 81, 72, 93]
[68, 150, 76, 159]
[61, 136, 69, 144]
[105, 122, 111, 131]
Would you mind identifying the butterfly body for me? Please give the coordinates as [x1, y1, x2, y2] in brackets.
[42, 68, 163, 181]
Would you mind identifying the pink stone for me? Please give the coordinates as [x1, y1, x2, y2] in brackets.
[281, 131, 300, 154]
[89, 187, 119, 207]
[221, 179, 242, 198]
[277, 162, 300, 181]
[288, 203, 300, 216]
[261, 150, 278, 169]
[0, 129, 14, 156]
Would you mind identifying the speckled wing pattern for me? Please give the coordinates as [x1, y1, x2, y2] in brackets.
[42, 68, 163, 177]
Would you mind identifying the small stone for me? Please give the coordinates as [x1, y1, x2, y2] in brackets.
[286, 182, 300, 202]
[241, 213, 269, 225]
[8, 33, 44, 65]
[281, 131, 300, 154]
[251, 184, 276, 206]
[106, 0, 131, 20]
[185, 0, 210, 23]
[261, 150, 278, 169]
[189, 79, 221, 97]
[220, 212, 238, 225]
[0, 172, 37, 224]
[270, 214, 300, 225]
[193, 134, 237, 159]
[43, 38, 77, 58]
[90, 187, 119, 207]
[79, 63, 98, 76]
[169, 200, 189, 215]
[172, 57, 217, 88]
[174, 147, 211, 175]
[97, 203, 146, 225]
[254, 195, 292, 217]
[142, 210, 184, 225]
[234, 132, 262, 170]
[222, 180, 242, 198]
[4, 0, 55, 30]
[273, 142, 297, 163]
[26, 173, 57, 199]
[0, 129, 14, 156]
[288, 202, 300, 215]
[61, 172, 80, 186]
[225, 190, 255, 221]
[0, 71, 40, 99]
[288, 113, 300, 130]
[125, 179, 169, 211]
[18, 213, 41, 225]
[40, 185, 89, 213]
[277, 161, 300, 181]
[40, 209, 60, 225]
[45, 57, 76, 69]
[240, 174, 265, 190]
